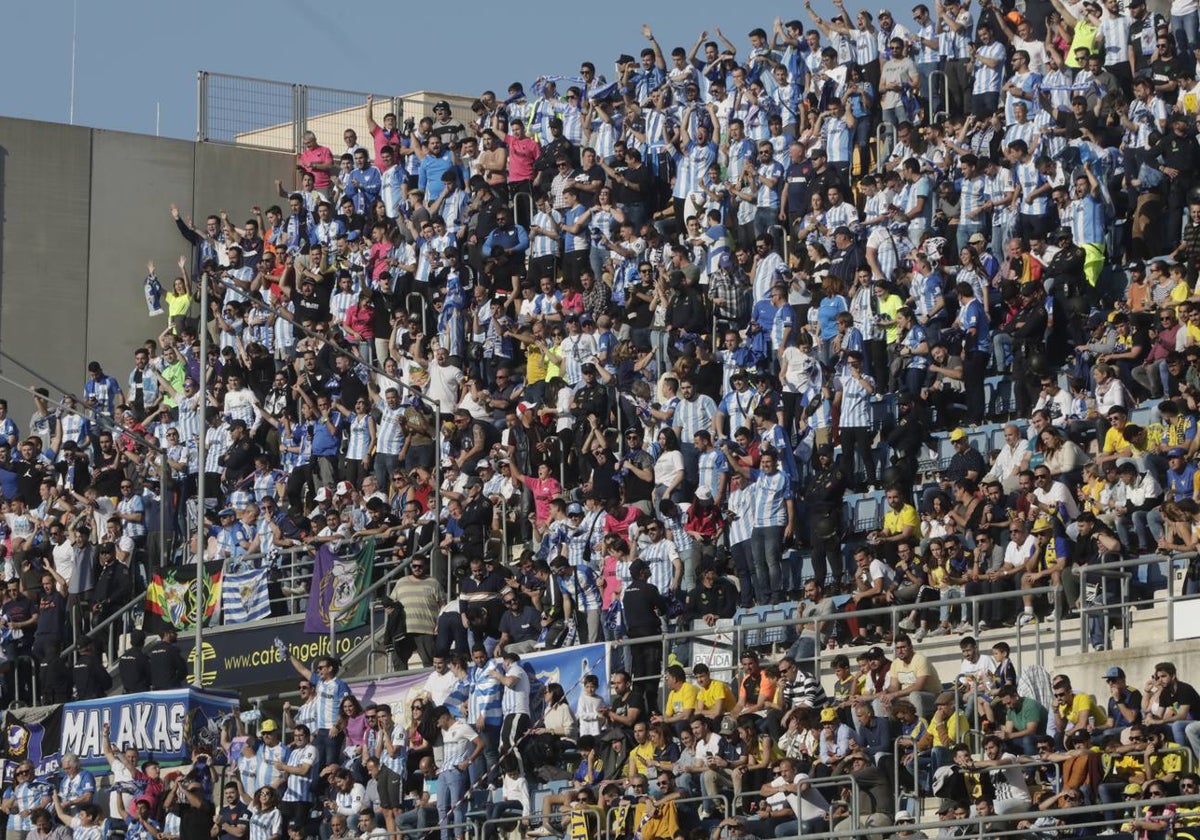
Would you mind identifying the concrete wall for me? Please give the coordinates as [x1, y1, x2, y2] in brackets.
[0, 116, 293, 425]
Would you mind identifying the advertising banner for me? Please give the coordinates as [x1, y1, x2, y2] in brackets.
[177, 613, 380, 688]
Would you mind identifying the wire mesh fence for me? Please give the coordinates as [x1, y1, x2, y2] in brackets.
[197, 72, 300, 151]
[197, 71, 403, 154]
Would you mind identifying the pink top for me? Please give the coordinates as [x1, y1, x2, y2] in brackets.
[343, 711, 369, 748]
[369, 241, 392, 281]
[299, 145, 335, 191]
[604, 507, 639, 541]
[600, 554, 624, 610]
[506, 135, 541, 183]
[371, 124, 405, 164]
[560, 291, 584, 316]
[344, 304, 375, 341]
[523, 475, 561, 525]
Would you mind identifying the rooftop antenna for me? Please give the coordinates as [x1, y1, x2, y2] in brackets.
[69, 0, 77, 124]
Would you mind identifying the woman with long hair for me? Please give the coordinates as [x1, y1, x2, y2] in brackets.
[654, 427, 686, 506]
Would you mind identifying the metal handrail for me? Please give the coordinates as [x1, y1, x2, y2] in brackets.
[730, 773, 863, 835]
[655, 584, 1060, 687]
[928, 70, 949, 125]
[1072, 552, 1183, 652]
[875, 123, 897, 174]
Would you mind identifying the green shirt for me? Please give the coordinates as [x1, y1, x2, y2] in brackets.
[1007, 697, 1048, 736]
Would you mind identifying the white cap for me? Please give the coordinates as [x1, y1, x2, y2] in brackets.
[314, 487, 330, 503]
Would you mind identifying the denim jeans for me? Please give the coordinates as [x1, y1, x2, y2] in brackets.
[751, 525, 786, 603]
[1173, 11, 1200, 57]
[437, 765, 469, 840]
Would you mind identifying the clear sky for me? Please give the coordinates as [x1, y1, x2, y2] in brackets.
[0, 0, 908, 142]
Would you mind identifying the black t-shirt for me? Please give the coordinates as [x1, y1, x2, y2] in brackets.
[294, 291, 327, 324]
[572, 165, 606, 208]
[615, 163, 652, 208]
[609, 688, 647, 730]
[180, 800, 217, 840]
[499, 605, 542, 643]
[1161, 679, 1200, 715]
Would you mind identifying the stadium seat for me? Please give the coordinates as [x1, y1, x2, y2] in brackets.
[1131, 406, 1156, 428]
[760, 608, 792, 646]
[986, 375, 1015, 418]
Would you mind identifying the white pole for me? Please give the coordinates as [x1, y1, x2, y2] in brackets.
[69, 0, 77, 125]
[194, 270, 208, 686]
[156, 102, 161, 137]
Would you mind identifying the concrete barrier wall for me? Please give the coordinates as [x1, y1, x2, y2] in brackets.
[0, 116, 293, 424]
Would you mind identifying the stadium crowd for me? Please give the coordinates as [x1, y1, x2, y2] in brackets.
[4, 1, 1200, 838]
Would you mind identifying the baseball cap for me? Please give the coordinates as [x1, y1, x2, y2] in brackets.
[314, 487, 330, 503]
[949, 428, 967, 442]
[219, 508, 236, 518]
[696, 487, 713, 501]
[516, 401, 535, 414]
[819, 707, 838, 723]
[335, 480, 353, 496]
[865, 646, 885, 659]
[260, 719, 279, 733]
[968, 232, 987, 245]
[1169, 447, 1187, 458]
[1031, 517, 1054, 534]
[1104, 666, 1126, 680]
[567, 502, 584, 516]
[895, 811, 914, 823]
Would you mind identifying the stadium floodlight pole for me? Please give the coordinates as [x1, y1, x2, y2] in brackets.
[214, 277, 444, 585]
[195, 272, 209, 687]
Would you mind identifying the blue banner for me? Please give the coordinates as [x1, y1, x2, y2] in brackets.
[2, 707, 62, 783]
[59, 688, 240, 771]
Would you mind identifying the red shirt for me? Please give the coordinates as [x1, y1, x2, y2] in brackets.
[505, 134, 541, 182]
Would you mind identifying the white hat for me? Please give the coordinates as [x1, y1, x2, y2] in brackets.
[314, 487, 330, 503]
[335, 480, 353, 496]
[895, 811, 914, 823]
[695, 487, 713, 501]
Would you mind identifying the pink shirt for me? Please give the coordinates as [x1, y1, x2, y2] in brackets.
[299, 145, 335, 191]
[344, 304, 375, 340]
[506, 135, 541, 183]
[371, 125, 404, 164]
[522, 475, 561, 525]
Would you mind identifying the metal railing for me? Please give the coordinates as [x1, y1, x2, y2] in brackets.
[647, 585, 1060, 710]
[730, 774, 862, 836]
[928, 70, 949, 124]
[875, 123, 897, 174]
[196, 71, 402, 153]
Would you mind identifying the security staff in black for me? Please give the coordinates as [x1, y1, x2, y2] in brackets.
[1152, 114, 1200, 249]
[803, 444, 848, 589]
[147, 626, 189, 690]
[118, 628, 152, 692]
[72, 636, 113, 700]
[1011, 282, 1049, 416]
[1041, 231, 1088, 356]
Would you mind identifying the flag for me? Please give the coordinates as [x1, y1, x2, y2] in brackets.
[221, 565, 271, 625]
[3, 706, 63, 781]
[304, 539, 375, 634]
[145, 562, 222, 635]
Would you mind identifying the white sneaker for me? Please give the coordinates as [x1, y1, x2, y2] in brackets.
[898, 617, 916, 632]
[954, 621, 973, 634]
[929, 626, 949, 637]
[527, 827, 556, 837]
[1017, 613, 1038, 626]
[914, 627, 927, 642]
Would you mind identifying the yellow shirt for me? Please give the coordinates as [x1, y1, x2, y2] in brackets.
[525, 344, 548, 385]
[929, 710, 970, 748]
[666, 683, 699, 718]
[165, 290, 191, 319]
[884, 504, 921, 537]
[1103, 427, 1131, 455]
[1171, 280, 1191, 304]
[1058, 691, 1108, 729]
[697, 679, 735, 716]
[879, 293, 904, 344]
[626, 740, 655, 777]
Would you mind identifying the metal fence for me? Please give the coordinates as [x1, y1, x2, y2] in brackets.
[196, 71, 403, 153]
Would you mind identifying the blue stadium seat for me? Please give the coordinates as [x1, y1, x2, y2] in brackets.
[853, 494, 882, 532]
[736, 608, 763, 648]
[987, 375, 1015, 418]
[937, 436, 957, 469]
[1131, 406, 1156, 428]
[760, 608, 792, 646]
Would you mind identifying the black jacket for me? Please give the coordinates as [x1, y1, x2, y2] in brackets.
[621, 579, 665, 638]
[147, 639, 189, 690]
[92, 560, 132, 617]
[72, 652, 113, 700]
[119, 647, 152, 693]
